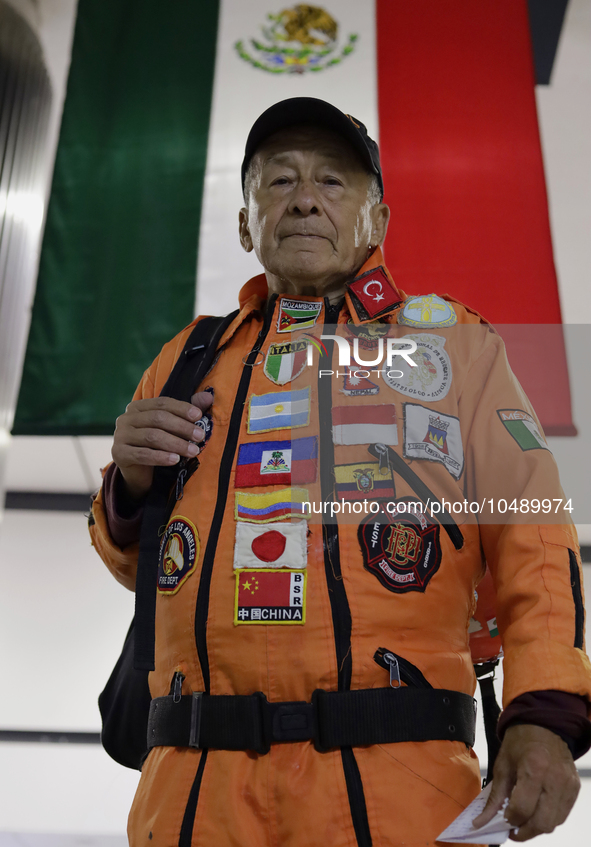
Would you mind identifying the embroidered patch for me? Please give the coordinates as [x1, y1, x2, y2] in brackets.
[235, 437, 318, 486]
[344, 317, 389, 350]
[157, 517, 199, 595]
[234, 570, 306, 624]
[334, 461, 395, 501]
[398, 295, 457, 328]
[403, 403, 464, 479]
[248, 388, 310, 433]
[264, 339, 308, 385]
[358, 501, 441, 594]
[382, 334, 451, 402]
[346, 266, 403, 321]
[332, 405, 398, 446]
[277, 299, 322, 333]
[497, 409, 548, 451]
[233, 521, 307, 569]
[341, 366, 379, 396]
[235, 488, 311, 523]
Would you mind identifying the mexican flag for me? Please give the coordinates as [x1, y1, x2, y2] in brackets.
[14, 0, 574, 435]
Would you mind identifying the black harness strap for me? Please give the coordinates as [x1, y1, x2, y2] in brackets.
[134, 311, 239, 671]
[367, 442, 464, 550]
[147, 687, 476, 754]
[475, 660, 502, 786]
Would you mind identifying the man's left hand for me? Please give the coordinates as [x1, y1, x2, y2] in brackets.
[472, 724, 580, 841]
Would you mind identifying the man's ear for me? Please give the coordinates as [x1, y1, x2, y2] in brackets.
[239, 208, 253, 253]
[371, 203, 390, 247]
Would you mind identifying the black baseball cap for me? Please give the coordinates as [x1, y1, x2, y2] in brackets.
[241, 97, 384, 200]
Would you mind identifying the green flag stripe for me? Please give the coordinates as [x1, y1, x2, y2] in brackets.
[14, 0, 220, 435]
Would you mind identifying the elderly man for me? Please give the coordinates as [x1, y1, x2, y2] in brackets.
[90, 98, 591, 847]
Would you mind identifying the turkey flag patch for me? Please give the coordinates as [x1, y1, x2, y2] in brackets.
[358, 499, 441, 593]
[346, 266, 402, 322]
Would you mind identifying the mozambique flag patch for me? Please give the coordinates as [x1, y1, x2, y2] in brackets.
[277, 298, 322, 333]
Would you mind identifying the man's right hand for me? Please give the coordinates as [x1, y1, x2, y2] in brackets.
[111, 391, 214, 501]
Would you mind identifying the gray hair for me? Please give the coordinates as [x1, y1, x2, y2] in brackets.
[243, 159, 382, 206]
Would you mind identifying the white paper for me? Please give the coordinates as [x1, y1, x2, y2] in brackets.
[437, 781, 514, 844]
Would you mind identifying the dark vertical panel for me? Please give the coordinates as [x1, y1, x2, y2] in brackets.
[527, 0, 570, 84]
[14, 0, 220, 435]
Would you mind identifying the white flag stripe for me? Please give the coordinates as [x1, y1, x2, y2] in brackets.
[278, 354, 297, 382]
[333, 421, 398, 446]
[249, 397, 309, 421]
[195, 0, 378, 318]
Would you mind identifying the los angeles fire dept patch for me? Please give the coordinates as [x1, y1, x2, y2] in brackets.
[358, 500, 441, 593]
[234, 569, 306, 624]
[158, 517, 199, 595]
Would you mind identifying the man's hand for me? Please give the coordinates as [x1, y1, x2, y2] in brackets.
[112, 391, 214, 501]
[472, 724, 580, 841]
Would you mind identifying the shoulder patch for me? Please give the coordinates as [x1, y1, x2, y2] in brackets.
[398, 295, 457, 328]
[497, 409, 549, 451]
[158, 517, 199, 595]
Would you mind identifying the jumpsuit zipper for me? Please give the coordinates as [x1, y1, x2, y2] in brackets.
[178, 297, 277, 846]
[318, 299, 373, 847]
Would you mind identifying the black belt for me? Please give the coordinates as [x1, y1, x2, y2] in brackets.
[147, 688, 476, 755]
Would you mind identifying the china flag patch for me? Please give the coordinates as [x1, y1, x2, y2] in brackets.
[234, 570, 306, 625]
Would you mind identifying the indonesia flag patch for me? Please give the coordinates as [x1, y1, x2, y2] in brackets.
[332, 405, 398, 446]
[235, 436, 318, 486]
[233, 521, 307, 569]
[234, 570, 306, 625]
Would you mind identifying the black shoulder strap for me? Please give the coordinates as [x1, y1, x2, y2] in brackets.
[134, 311, 239, 671]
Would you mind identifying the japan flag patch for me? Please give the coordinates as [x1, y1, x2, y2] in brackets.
[233, 521, 308, 569]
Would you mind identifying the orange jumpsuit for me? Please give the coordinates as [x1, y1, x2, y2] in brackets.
[90, 248, 591, 847]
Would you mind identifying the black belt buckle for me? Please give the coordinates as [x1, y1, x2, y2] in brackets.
[270, 700, 315, 744]
[254, 694, 320, 753]
[189, 692, 203, 748]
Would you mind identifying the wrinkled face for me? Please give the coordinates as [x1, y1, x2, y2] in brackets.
[239, 125, 389, 296]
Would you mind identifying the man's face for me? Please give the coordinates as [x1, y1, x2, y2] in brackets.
[239, 125, 389, 297]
